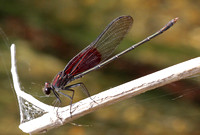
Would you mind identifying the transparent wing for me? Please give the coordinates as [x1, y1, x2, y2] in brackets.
[92, 15, 133, 60]
[63, 16, 133, 76]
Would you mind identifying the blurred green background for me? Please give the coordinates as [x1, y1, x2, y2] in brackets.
[0, 0, 200, 135]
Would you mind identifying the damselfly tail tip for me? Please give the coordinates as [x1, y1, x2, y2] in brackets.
[173, 17, 179, 23]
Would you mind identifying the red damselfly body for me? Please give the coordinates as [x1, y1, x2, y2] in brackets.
[43, 15, 178, 115]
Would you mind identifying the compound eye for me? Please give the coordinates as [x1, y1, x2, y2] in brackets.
[44, 87, 51, 95]
[43, 82, 51, 95]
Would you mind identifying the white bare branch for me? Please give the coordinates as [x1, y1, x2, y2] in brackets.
[10, 44, 200, 134]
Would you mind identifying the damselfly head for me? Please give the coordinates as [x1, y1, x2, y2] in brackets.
[43, 82, 52, 95]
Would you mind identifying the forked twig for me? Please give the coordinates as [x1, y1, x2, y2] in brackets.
[11, 43, 200, 134]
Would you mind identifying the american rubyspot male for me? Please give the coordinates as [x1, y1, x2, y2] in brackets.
[43, 15, 178, 114]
